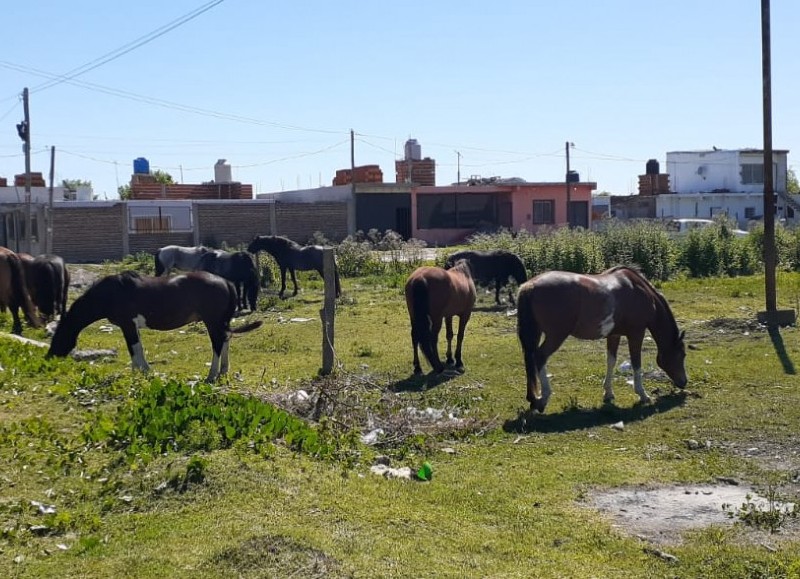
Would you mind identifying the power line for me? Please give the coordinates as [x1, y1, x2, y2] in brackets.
[30, 1, 225, 95]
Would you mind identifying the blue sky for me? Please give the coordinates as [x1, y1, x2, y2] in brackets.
[1, 1, 798, 199]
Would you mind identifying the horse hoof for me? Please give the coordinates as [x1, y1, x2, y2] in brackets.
[413, 367, 423, 376]
[602, 396, 615, 405]
[455, 364, 465, 374]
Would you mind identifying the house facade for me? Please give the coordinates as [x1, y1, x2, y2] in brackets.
[658, 148, 794, 227]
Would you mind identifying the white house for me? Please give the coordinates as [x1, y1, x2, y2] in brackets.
[655, 149, 794, 228]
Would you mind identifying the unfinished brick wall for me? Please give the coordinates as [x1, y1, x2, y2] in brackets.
[196, 202, 273, 249]
[52, 204, 125, 263]
[275, 202, 348, 243]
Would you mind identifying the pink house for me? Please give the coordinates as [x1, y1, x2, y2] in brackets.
[411, 180, 596, 245]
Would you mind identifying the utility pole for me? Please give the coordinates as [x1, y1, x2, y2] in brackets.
[455, 150, 462, 184]
[47, 146, 55, 254]
[565, 141, 573, 227]
[21, 87, 32, 253]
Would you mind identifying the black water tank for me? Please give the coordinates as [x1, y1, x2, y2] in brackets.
[567, 170, 580, 183]
[646, 159, 660, 175]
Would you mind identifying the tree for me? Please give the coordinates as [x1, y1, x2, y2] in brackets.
[61, 178, 92, 190]
[118, 184, 132, 200]
[152, 170, 176, 185]
[788, 168, 799, 195]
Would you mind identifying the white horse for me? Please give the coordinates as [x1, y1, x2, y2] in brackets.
[154, 245, 213, 276]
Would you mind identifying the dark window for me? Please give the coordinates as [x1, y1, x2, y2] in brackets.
[744, 207, 756, 219]
[456, 194, 496, 228]
[417, 193, 498, 229]
[417, 194, 456, 228]
[533, 200, 555, 224]
[741, 164, 764, 185]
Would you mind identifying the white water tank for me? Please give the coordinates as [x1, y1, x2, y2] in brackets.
[214, 159, 232, 183]
[404, 139, 421, 161]
[75, 186, 92, 201]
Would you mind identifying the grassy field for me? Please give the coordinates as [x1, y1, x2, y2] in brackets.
[1, 263, 800, 578]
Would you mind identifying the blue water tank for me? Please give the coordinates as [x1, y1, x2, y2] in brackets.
[133, 157, 150, 175]
[567, 170, 580, 183]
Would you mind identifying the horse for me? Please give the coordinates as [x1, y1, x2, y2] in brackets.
[516, 265, 687, 413]
[0, 247, 42, 335]
[47, 271, 262, 382]
[404, 259, 477, 375]
[17, 253, 70, 320]
[154, 245, 211, 276]
[445, 249, 527, 305]
[196, 249, 259, 311]
[247, 235, 340, 299]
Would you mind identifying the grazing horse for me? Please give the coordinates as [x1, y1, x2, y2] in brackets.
[18, 253, 70, 320]
[47, 271, 262, 382]
[516, 265, 687, 413]
[154, 245, 211, 276]
[196, 250, 259, 311]
[0, 246, 41, 335]
[404, 260, 476, 375]
[445, 249, 527, 305]
[247, 235, 340, 298]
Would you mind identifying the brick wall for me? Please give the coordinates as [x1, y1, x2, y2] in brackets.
[128, 233, 194, 256]
[275, 202, 348, 243]
[132, 182, 253, 200]
[196, 202, 273, 249]
[52, 204, 125, 262]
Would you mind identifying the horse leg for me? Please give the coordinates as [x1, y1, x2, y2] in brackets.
[411, 323, 423, 375]
[628, 331, 651, 403]
[120, 321, 150, 373]
[290, 268, 299, 296]
[430, 317, 445, 373]
[278, 267, 288, 299]
[444, 316, 455, 366]
[495, 279, 502, 305]
[531, 332, 569, 412]
[9, 305, 23, 335]
[603, 335, 621, 404]
[205, 325, 229, 382]
[453, 312, 471, 372]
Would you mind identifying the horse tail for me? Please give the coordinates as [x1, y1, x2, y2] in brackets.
[231, 320, 263, 334]
[410, 279, 440, 371]
[154, 249, 165, 276]
[61, 264, 71, 314]
[9, 254, 42, 328]
[516, 285, 540, 377]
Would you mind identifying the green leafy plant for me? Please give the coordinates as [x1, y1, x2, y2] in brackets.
[722, 480, 800, 533]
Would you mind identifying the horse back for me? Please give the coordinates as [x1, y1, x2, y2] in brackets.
[406, 266, 475, 317]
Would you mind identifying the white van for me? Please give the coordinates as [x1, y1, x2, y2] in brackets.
[666, 218, 748, 238]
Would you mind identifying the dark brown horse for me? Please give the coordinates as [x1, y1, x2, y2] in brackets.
[517, 265, 687, 413]
[404, 260, 476, 374]
[18, 253, 70, 320]
[48, 271, 262, 382]
[196, 250, 259, 312]
[0, 246, 42, 335]
[445, 249, 527, 305]
[247, 235, 340, 298]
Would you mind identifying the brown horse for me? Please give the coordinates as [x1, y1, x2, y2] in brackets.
[18, 253, 70, 320]
[48, 271, 262, 382]
[0, 247, 41, 335]
[404, 260, 476, 374]
[516, 265, 687, 413]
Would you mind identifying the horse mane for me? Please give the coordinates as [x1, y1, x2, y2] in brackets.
[609, 265, 682, 344]
[448, 258, 473, 278]
[275, 236, 302, 250]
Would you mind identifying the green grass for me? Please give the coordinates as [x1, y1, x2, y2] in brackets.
[1, 268, 800, 577]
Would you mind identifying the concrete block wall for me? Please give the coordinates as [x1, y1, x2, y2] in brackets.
[196, 202, 274, 249]
[275, 202, 348, 243]
[52, 203, 126, 263]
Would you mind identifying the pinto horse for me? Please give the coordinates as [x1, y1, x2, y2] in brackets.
[404, 260, 477, 375]
[0, 246, 41, 334]
[154, 245, 211, 276]
[196, 249, 259, 311]
[18, 253, 70, 320]
[445, 249, 527, 305]
[47, 271, 262, 382]
[247, 235, 340, 298]
[516, 265, 687, 413]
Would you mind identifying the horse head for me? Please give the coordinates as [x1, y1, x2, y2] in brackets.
[656, 329, 688, 389]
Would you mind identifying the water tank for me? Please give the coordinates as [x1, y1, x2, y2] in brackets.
[404, 139, 422, 161]
[133, 157, 150, 174]
[646, 159, 660, 175]
[214, 159, 232, 183]
[567, 170, 580, 183]
[75, 186, 92, 201]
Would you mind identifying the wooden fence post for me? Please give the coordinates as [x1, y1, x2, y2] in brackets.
[320, 248, 336, 375]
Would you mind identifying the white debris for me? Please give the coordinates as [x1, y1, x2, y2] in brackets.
[370, 465, 413, 480]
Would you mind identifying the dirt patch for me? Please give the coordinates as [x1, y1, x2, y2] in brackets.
[589, 483, 798, 545]
[67, 264, 104, 290]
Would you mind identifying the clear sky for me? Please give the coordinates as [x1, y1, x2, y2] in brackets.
[1, 1, 798, 199]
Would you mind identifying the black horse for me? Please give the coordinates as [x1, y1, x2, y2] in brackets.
[196, 250, 259, 311]
[247, 235, 340, 299]
[445, 249, 527, 306]
[18, 253, 70, 320]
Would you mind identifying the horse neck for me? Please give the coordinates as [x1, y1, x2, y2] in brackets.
[61, 291, 106, 336]
[647, 291, 679, 350]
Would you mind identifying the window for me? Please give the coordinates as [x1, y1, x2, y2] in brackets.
[416, 193, 497, 229]
[128, 205, 192, 234]
[744, 207, 756, 219]
[533, 200, 555, 224]
[741, 164, 764, 185]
